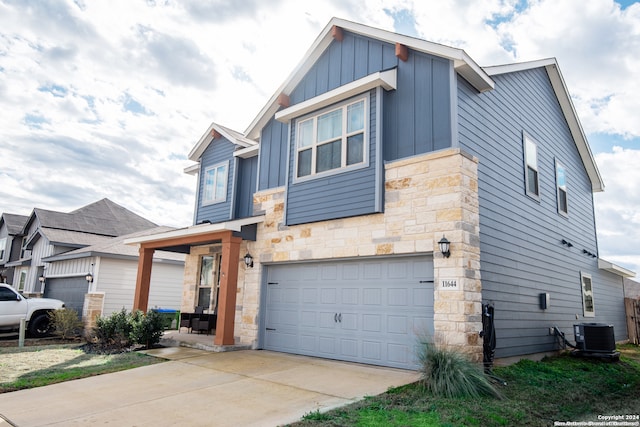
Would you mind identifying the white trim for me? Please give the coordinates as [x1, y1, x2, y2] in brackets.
[245, 17, 494, 140]
[183, 163, 200, 175]
[598, 259, 636, 278]
[275, 69, 396, 123]
[124, 216, 265, 246]
[189, 122, 256, 162]
[233, 145, 259, 159]
[523, 133, 540, 201]
[555, 158, 569, 217]
[580, 272, 595, 318]
[201, 161, 229, 205]
[486, 58, 604, 193]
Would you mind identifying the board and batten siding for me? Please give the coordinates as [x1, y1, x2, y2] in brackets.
[44, 257, 95, 278]
[99, 258, 182, 316]
[257, 31, 454, 198]
[195, 137, 236, 224]
[457, 69, 626, 358]
[285, 89, 379, 226]
[235, 155, 258, 219]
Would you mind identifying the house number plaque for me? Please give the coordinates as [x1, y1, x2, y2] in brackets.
[439, 278, 459, 291]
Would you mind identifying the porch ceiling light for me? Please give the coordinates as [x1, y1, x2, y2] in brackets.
[85, 273, 93, 283]
[244, 253, 254, 268]
[438, 236, 451, 258]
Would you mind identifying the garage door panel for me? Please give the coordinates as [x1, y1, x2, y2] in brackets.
[263, 256, 434, 370]
[44, 277, 88, 318]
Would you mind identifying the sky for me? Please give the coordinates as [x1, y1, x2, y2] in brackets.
[0, 0, 639, 275]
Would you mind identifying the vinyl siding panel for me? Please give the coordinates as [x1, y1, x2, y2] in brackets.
[45, 257, 95, 277]
[457, 69, 626, 358]
[195, 138, 236, 224]
[99, 258, 182, 316]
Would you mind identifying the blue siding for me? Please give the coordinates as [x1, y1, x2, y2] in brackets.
[258, 118, 288, 191]
[286, 90, 379, 225]
[458, 69, 626, 358]
[195, 138, 235, 224]
[235, 155, 258, 219]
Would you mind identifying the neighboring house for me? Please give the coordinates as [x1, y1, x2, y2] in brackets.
[42, 227, 184, 328]
[127, 18, 635, 370]
[3, 198, 171, 321]
[0, 213, 29, 285]
[624, 278, 640, 299]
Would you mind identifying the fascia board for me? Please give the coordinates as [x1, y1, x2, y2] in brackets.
[275, 69, 397, 122]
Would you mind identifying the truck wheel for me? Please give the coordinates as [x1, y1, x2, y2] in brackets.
[28, 313, 52, 338]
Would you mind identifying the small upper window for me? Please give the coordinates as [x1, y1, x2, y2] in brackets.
[580, 272, 595, 317]
[524, 134, 540, 199]
[555, 160, 568, 216]
[0, 237, 6, 261]
[202, 162, 228, 204]
[296, 96, 367, 179]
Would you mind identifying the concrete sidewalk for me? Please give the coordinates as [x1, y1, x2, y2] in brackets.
[0, 348, 419, 427]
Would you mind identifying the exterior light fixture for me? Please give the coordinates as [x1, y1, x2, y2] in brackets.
[85, 273, 93, 283]
[38, 275, 45, 283]
[244, 253, 254, 268]
[438, 236, 451, 258]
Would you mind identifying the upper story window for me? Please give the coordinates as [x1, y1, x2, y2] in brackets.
[20, 237, 29, 259]
[523, 134, 540, 199]
[555, 160, 568, 216]
[296, 96, 367, 179]
[0, 237, 6, 261]
[202, 162, 228, 205]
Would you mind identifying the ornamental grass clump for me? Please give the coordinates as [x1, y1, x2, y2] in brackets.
[418, 339, 502, 399]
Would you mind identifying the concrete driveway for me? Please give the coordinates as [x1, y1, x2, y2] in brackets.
[0, 347, 419, 427]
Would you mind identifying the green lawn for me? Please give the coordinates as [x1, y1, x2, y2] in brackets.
[290, 344, 640, 427]
[0, 343, 164, 393]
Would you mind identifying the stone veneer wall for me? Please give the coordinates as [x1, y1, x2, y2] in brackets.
[82, 292, 104, 334]
[201, 148, 481, 359]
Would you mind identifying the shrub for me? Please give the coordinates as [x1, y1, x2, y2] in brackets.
[130, 310, 164, 349]
[417, 339, 502, 399]
[48, 308, 83, 339]
[92, 308, 134, 350]
[92, 308, 164, 351]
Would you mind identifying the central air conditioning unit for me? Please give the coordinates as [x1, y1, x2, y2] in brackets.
[573, 323, 616, 353]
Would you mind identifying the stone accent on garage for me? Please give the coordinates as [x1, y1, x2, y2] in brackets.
[82, 292, 104, 333]
[239, 148, 482, 360]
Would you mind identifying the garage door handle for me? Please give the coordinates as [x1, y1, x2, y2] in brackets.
[420, 280, 434, 283]
[266, 328, 276, 331]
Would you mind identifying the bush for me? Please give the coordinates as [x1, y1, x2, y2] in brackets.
[417, 339, 502, 399]
[92, 308, 164, 351]
[48, 308, 83, 339]
[130, 310, 164, 349]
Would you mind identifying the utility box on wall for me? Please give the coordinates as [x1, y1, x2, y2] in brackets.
[539, 293, 550, 310]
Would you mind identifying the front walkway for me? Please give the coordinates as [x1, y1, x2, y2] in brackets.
[0, 348, 419, 427]
[159, 330, 251, 352]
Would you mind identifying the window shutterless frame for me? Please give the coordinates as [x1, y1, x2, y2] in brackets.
[293, 93, 369, 182]
[202, 161, 229, 205]
[523, 133, 540, 200]
[580, 272, 595, 317]
[555, 159, 568, 217]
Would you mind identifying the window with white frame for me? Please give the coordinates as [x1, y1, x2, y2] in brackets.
[555, 160, 568, 216]
[18, 270, 26, 291]
[296, 96, 367, 179]
[580, 272, 595, 317]
[524, 134, 540, 199]
[0, 237, 6, 261]
[202, 162, 228, 204]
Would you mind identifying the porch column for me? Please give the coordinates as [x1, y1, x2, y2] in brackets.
[215, 232, 242, 346]
[133, 246, 154, 312]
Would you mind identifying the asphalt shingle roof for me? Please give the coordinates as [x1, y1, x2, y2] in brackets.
[1, 213, 29, 235]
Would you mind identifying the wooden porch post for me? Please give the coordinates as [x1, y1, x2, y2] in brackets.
[215, 232, 242, 346]
[133, 246, 154, 312]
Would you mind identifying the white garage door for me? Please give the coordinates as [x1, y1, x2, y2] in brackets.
[262, 256, 434, 370]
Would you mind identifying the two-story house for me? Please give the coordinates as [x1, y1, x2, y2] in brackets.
[127, 18, 634, 370]
[0, 213, 29, 284]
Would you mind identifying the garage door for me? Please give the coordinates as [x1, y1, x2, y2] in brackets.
[44, 277, 89, 318]
[262, 256, 434, 370]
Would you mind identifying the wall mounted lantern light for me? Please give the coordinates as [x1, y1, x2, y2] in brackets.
[85, 273, 93, 283]
[438, 235, 451, 258]
[38, 275, 45, 284]
[244, 253, 254, 268]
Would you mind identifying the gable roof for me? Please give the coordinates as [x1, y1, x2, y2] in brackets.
[42, 226, 185, 264]
[0, 213, 29, 235]
[244, 17, 495, 140]
[484, 58, 604, 192]
[188, 122, 257, 163]
[23, 198, 157, 238]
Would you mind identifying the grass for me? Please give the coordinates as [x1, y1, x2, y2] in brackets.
[290, 344, 640, 427]
[0, 343, 164, 393]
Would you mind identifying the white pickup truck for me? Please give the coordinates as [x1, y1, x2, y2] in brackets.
[0, 283, 65, 337]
